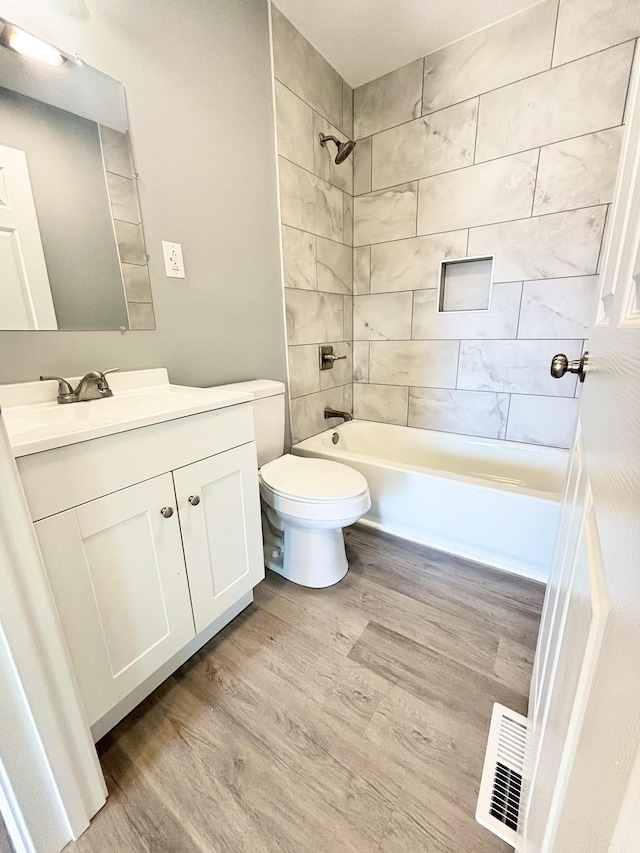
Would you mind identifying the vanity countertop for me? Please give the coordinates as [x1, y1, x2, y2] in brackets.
[0, 369, 252, 457]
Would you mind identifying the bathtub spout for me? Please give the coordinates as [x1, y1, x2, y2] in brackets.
[324, 407, 352, 423]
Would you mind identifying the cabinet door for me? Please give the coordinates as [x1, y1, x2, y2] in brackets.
[173, 442, 264, 633]
[34, 474, 195, 726]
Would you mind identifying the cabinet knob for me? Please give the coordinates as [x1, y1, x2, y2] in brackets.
[160, 506, 174, 518]
[188, 495, 201, 506]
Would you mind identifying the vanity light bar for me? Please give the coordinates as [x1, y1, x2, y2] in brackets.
[6, 26, 66, 67]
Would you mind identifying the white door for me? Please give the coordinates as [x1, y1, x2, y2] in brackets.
[522, 51, 640, 852]
[34, 474, 195, 727]
[173, 443, 264, 633]
[0, 144, 57, 329]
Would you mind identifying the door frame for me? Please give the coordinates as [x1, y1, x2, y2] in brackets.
[0, 414, 106, 853]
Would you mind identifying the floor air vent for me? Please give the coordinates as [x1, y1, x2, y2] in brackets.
[476, 702, 528, 846]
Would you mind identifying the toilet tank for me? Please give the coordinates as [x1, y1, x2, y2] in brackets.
[214, 380, 285, 467]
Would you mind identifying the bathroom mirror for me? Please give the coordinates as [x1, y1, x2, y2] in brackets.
[0, 18, 153, 330]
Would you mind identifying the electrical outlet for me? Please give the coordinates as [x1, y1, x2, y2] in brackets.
[162, 241, 185, 278]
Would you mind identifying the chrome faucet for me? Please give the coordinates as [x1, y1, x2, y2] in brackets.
[324, 406, 353, 423]
[40, 369, 118, 404]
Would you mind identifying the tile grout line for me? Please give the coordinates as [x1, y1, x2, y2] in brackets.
[549, 0, 561, 68]
[352, 201, 608, 250]
[357, 36, 636, 142]
[332, 377, 579, 401]
[530, 148, 542, 217]
[515, 281, 526, 339]
[273, 77, 346, 142]
[283, 223, 352, 251]
[621, 38, 640, 124]
[292, 276, 598, 300]
[472, 96, 480, 165]
[292, 381, 578, 402]
[344, 335, 587, 343]
[338, 415, 569, 448]
[504, 392, 513, 441]
[594, 202, 611, 276]
[409, 288, 416, 342]
[359, 121, 626, 197]
[277, 152, 353, 201]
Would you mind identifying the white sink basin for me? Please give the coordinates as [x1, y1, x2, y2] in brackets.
[0, 369, 253, 456]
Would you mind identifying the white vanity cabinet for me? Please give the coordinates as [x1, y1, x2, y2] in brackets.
[34, 473, 196, 728]
[174, 442, 264, 633]
[12, 395, 264, 739]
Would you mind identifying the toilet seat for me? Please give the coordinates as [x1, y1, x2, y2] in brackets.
[260, 454, 370, 522]
[261, 454, 368, 501]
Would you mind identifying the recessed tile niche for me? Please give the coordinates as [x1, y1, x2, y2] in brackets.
[438, 255, 494, 313]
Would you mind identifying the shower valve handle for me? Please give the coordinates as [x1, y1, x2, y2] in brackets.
[320, 345, 346, 370]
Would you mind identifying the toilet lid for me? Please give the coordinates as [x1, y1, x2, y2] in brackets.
[260, 454, 368, 502]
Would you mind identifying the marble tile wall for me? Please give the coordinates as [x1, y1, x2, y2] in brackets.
[100, 125, 154, 330]
[272, 7, 354, 442]
[351, 0, 640, 448]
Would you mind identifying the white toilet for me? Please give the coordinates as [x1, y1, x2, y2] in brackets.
[217, 380, 370, 588]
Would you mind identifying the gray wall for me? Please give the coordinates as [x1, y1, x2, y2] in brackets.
[0, 0, 286, 388]
[0, 87, 127, 329]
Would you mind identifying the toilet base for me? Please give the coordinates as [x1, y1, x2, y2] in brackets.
[262, 509, 348, 588]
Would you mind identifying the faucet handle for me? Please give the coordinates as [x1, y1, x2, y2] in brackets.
[39, 375, 75, 403]
[97, 368, 118, 390]
[95, 368, 117, 396]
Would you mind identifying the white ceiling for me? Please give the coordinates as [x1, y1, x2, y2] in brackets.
[273, 0, 544, 88]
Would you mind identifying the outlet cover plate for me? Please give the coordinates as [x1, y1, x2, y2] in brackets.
[162, 241, 185, 278]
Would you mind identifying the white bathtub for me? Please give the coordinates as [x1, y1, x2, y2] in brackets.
[293, 420, 569, 583]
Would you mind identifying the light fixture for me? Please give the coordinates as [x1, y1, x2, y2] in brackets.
[6, 26, 66, 67]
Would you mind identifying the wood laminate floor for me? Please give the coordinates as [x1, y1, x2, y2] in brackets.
[0, 815, 12, 853]
[64, 525, 544, 852]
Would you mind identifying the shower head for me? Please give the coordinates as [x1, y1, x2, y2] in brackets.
[319, 133, 356, 164]
[335, 138, 356, 164]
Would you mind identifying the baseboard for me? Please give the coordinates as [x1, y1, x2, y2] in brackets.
[355, 518, 548, 585]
